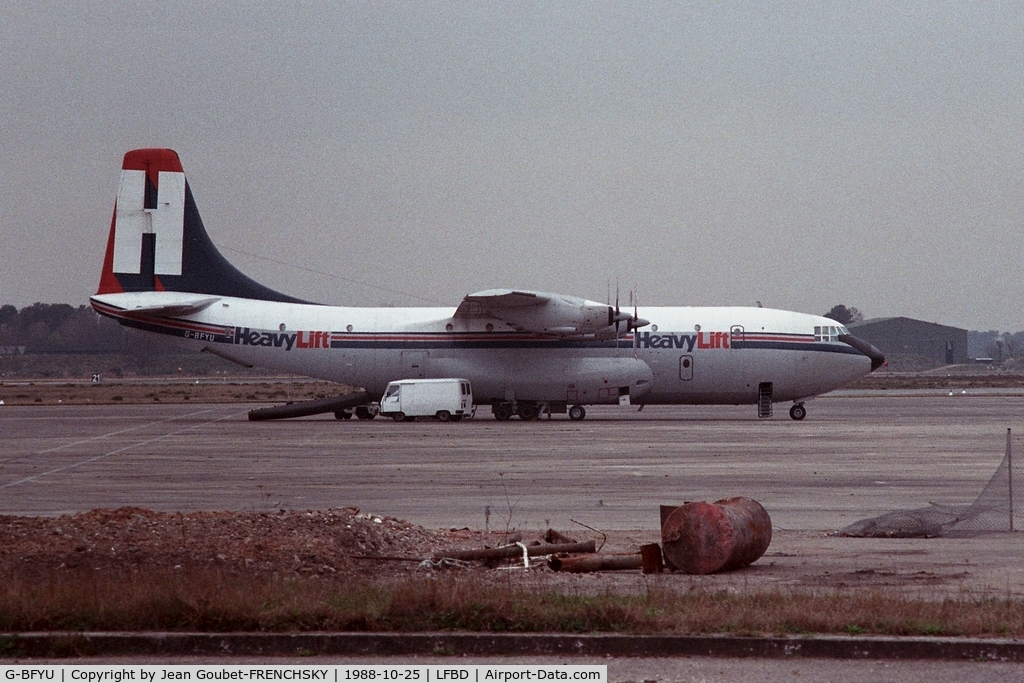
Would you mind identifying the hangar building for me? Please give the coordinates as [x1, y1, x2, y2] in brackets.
[849, 317, 969, 366]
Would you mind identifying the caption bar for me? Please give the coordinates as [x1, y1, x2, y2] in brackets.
[1, 667, 606, 683]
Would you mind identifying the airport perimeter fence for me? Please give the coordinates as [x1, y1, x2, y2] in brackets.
[837, 428, 1022, 538]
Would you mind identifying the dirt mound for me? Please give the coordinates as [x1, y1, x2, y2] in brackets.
[0, 507, 503, 578]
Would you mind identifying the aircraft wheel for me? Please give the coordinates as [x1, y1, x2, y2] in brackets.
[334, 410, 352, 420]
[494, 405, 512, 421]
[436, 410, 451, 422]
[789, 404, 807, 421]
[568, 404, 586, 421]
[355, 406, 375, 420]
[518, 403, 540, 420]
[392, 412, 406, 422]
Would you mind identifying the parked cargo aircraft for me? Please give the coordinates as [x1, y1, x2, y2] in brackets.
[90, 149, 884, 421]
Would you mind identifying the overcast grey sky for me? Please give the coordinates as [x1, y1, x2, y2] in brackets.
[3, 2, 1023, 330]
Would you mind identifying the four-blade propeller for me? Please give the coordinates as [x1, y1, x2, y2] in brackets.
[607, 286, 650, 336]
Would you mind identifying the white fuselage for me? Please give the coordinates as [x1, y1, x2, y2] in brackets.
[91, 292, 872, 407]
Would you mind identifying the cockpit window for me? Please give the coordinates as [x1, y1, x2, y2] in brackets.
[814, 325, 844, 342]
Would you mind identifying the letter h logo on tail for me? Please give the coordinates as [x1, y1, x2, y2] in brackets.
[112, 167, 185, 276]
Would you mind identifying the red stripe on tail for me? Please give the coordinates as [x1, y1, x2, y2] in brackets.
[121, 148, 184, 187]
[96, 212, 122, 295]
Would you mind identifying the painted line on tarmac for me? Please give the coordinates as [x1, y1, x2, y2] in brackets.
[0, 408, 245, 490]
[0, 410, 220, 467]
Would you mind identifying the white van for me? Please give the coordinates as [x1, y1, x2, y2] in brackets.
[379, 378, 473, 422]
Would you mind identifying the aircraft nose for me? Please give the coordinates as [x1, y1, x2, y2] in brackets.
[839, 334, 886, 371]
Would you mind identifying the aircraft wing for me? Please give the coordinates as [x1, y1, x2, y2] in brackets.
[454, 289, 638, 338]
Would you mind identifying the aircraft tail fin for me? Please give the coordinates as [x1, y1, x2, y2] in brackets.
[96, 148, 309, 303]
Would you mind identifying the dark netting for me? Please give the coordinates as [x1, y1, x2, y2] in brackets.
[835, 429, 1022, 538]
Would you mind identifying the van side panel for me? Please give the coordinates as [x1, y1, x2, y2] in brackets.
[379, 378, 471, 418]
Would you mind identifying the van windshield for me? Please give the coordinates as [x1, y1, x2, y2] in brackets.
[384, 385, 400, 399]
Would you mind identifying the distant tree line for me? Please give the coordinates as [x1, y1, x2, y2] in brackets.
[0, 303, 177, 355]
[968, 330, 1024, 362]
[0, 303, 125, 353]
[823, 305, 864, 326]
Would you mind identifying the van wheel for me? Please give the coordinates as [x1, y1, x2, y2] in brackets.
[392, 412, 406, 422]
[436, 410, 451, 422]
[568, 404, 586, 421]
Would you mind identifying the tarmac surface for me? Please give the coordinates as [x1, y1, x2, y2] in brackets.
[2, 390, 1022, 532]
[5, 390, 1024, 680]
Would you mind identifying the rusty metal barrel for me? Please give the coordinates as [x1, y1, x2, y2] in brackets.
[660, 497, 772, 574]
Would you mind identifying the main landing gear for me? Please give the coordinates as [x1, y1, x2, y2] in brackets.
[492, 401, 543, 421]
[789, 403, 807, 421]
[491, 401, 587, 421]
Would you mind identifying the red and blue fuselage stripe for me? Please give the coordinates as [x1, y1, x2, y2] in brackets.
[92, 304, 861, 355]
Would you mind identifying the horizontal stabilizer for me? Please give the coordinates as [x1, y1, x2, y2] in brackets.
[115, 296, 221, 317]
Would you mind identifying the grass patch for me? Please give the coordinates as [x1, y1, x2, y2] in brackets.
[2, 568, 1024, 637]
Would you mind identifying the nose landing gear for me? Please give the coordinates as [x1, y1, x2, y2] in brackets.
[789, 403, 807, 421]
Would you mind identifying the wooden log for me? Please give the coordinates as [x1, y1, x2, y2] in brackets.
[548, 553, 643, 573]
[433, 540, 595, 562]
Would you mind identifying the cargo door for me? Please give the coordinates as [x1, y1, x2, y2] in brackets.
[730, 324, 748, 393]
[730, 325, 744, 348]
[401, 350, 427, 378]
